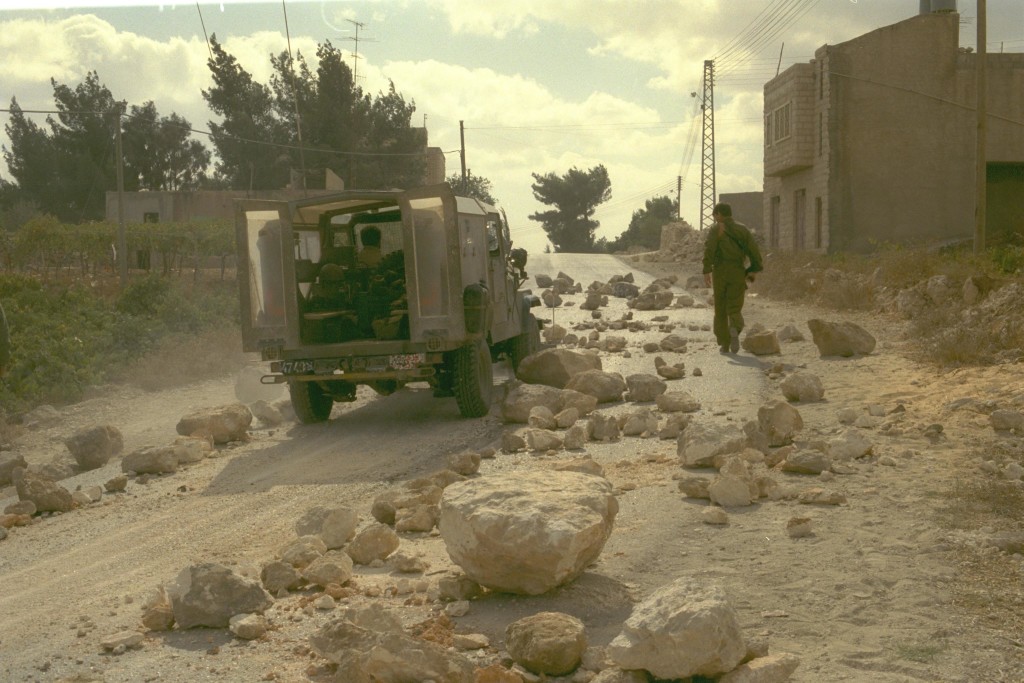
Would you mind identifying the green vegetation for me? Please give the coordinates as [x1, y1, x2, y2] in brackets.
[529, 164, 611, 253]
[0, 225, 240, 417]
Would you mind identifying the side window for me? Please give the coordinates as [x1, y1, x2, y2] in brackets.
[486, 219, 500, 253]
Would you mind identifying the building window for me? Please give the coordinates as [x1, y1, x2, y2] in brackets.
[770, 196, 780, 248]
[815, 196, 823, 248]
[819, 59, 824, 100]
[794, 189, 806, 250]
[773, 102, 791, 143]
[765, 113, 772, 148]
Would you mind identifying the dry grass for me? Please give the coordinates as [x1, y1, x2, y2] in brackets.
[109, 325, 247, 392]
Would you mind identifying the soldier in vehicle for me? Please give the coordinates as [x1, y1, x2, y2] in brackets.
[358, 226, 383, 268]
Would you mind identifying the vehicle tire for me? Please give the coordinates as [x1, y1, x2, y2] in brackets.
[290, 381, 333, 424]
[453, 338, 493, 418]
[508, 313, 540, 374]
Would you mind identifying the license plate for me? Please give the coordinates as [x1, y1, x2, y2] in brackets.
[280, 360, 314, 374]
[389, 353, 425, 370]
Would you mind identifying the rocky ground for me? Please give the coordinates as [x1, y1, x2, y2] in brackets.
[0, 251, 1023, 682]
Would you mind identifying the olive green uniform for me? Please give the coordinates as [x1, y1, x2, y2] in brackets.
[702, 218, 763, 349]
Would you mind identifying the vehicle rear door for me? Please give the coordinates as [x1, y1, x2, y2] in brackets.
[398, 185, 462, 348]
[235, 200, 301, 356]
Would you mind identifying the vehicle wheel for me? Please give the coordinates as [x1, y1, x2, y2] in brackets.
[453, 338, 493, 418]
[508, 313, 540, 374]
[290, 381, 333, 424]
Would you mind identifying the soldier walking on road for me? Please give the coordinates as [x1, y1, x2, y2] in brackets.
[702, 203, 763, 354]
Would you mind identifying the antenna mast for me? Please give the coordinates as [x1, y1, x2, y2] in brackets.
[345, 19, 366, 83]
[699, 59, 716, 230]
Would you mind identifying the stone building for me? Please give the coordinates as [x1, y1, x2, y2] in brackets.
[763, 5, 1024, 253]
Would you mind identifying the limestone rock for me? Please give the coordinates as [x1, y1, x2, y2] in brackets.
[563, 424, 588, 450]
[526, 428, 563, 452]
[4, 500, 35, 516]
[121, 446, 177, 475]
[248, 399, 284, 427]
[703, 507, 730, 525]
[659, 413, 690, 440]
[625, 374, 667, 402]
[502, 383, 565, 423]
[678, 423, 745, 468]
[502, 429, 528, 453]
[619, 409, 659, 437]
[741, 330, 780, 356]
[168, 563, 273, 629]
[229, 613, 269, 640]
[608, 577, 746, 679]
[565, 370, 627, 403]
[659, 334, 688, 352]
[395, 504, 440, 533]
[798, 488, 847, 505]
[310, 605, 473, 683]
[101, 630, 144, 652]
[303, 551, 355, 587]
[559, 389, 598, 416]
[806, 319, 876, 357]
[535, 273, 553, 288]
[708, 474, 755, 508]
[261, 560, 303, 593]
[12, 468, 74, 513]
[776, 324, 805, 342]
[654, 356, 686, 380]
[828, 429, 873, 461]
[528, 406, 557, 430]
[175, 403, 252, 444]
[171, 435, 211, 465]
[656, 391, 701, 413]
[64, 425, 123, 470]
[438, 470, 617, 595]
[631, 290, 674, 311]
[141, 586, 175, 632]
[719, 653, 801, 683]
[104, 475, 128, 492]
[447, 451, 482, 476]
[991, 409, 1024, 432]
[779, 372, 824, 403]
[505, 612, 587, 676]
[588, 412, 621, 442]
[781, 450, 831, 474]
[555, 407, 580, 429]
[346, 523, 400, 565]
[677, 476, 710, 499]
[296, 506, 359, 549]
[516, 348, 602, 388]
[757, 400, 803, 447]
[279, 535, 327, 568]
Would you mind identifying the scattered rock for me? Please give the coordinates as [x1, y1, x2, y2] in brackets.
[516, 349, 602, 388]
[505, 612, 587, 676]
[757, 400, 803, 447]
[100, 630, 143, 652]
[438, 470, 618, 595]
[447, 451, 482, 476]
[806, 319, 876, 357]
[175, 403, 252, 444]
[786, 517, 813, 538]
[229, 613, 269, 640]
[741, 330, 780, 356]
[607, 577, 746, 679]
[64, 425, 123, 471]
[719, 653, 801, 683]
[565, 370, 627, 403]
[104, 475, 128, 493]
[656, 391, 701, 413]
[141, 586, 175, 632]
[679, 423, 745, 468]
[261, 560, 303, 593]
[12, 468, 74, 513]
[168, 563, 273, 629]
[0, 455, 28, 487]
[625, 374, 667, 402]
[779, 371, 825, 403]
[296, 506, 359, 549]
[121, 446, 178, 475]
[346, 523, 401, 565]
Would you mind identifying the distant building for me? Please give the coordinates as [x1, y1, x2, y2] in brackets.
[719, 191, 764, 237]
[763, 5, 1024, 252]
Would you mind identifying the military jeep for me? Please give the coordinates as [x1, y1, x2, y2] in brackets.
[235, 183, 541, 423]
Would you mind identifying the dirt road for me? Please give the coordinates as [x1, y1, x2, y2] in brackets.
[1, 253, 1021, 682]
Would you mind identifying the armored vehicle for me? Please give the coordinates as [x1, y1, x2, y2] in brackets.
[235, 184, 541, 423]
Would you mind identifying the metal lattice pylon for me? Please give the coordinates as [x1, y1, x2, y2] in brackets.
[699, 59, 716, 231]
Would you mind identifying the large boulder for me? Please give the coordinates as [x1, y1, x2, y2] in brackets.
[310, 605, 473, 683]
[757, 400, 803, 447]
[779, 372, 824, 403]
[565, 370, 627, 403]
[168, 563, 273, 629]
[176, 403, 253, 444]
[741, 330, 780, 356]
[439, 470, 618, 595]
[607, 577, 746, 679]
[678, 423, 745, 468]
[506, 612, 587, 676]
[64, 425, 123, 471]
[625, 374, 667, 403]
[12, 468, 74, 512]
[346, 523, 400, 565]
[296, 505, 358, 549]
[806, 319, 876, 357]
[516, 349, 602, 388]
[122, 446, 178, 474]
[656, 391, 701, 413]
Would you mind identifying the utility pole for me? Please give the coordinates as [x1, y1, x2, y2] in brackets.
[282, 0, 306, 194]
[459, 120, 467, 182]
[699, 59, 716, 231]
[113, 109, 128, 287]
[677, 175, 682, 219]
[974, 0, 987, 254]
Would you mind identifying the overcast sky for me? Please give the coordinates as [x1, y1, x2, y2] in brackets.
[1, 0, 1020, 252]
